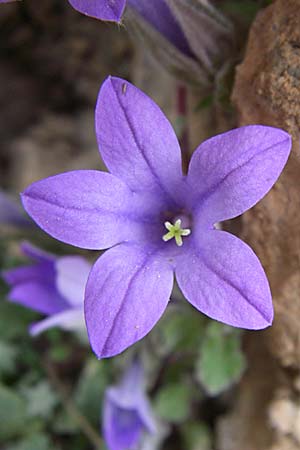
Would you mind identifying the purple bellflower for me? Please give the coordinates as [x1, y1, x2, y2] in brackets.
[103, 359, 156, 450]
[22, 77, 292, 358]
[3, 242, 91, 336]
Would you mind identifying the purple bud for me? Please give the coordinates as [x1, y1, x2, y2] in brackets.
[103, 359, 156, 450]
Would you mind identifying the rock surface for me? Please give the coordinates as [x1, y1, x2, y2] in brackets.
[218, 1, 300, 449]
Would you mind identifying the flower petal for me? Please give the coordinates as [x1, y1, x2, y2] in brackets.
[175, 230, 273, 329]
[3, 258, 52, 286]
[103, 391, 144, 450]
[5, 279, 68, 315]
[56, 256, 91, 306]
[20, 241, 55, 264]
[95, 77, 183, 203]
[109, 385, 157, 433]
[30, 307, 84, 336]
[137, 396, 156, 434]
[2, 244, 68, 314]
[85, 243, 173, 358]
[68, 0, 126, 22]
[22, 170, 146, 250]
[115, 359, 146, 406]
[127, 0, 192, 55]
[109, 360, 156, 433]
[187, 125, 291, 223]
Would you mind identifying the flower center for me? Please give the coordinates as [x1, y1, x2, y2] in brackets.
[162, 219, 191, 247]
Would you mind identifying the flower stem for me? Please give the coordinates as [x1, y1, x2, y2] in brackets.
[176, 83, 190, 174]
[44, 360, 104, 450]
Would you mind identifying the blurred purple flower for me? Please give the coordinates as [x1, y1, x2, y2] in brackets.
[22, 76, 291, 358]
[0, 0, 126, 21]
[67, 0, 235, 86]
[2, 242, 91, 336]
[125, 0, 234, 85]
[126, 0, 192, 55]
[1, 0, 231, 84]
[103, 359, 156, 450]
[68, 0, 183, 39]
[68, 0, 126, 22]
[67, 0, 226, 61]
[0, 190, 32, 228]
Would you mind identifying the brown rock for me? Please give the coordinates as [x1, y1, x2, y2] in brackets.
[232, 0, 300, 371]
[232, 0, 300, 143]
[218, 1, 300, 449]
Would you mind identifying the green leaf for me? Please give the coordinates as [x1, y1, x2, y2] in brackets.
[52, 410, 78, 435]
[75, 359, 109, 425]
[196, 322, 246, 396]
[0, 302, 35, 340]
[181, 422, 212, 450]
[195, 94, 214, 111]
[173, 116, 187, 140]
[49, 343, 72, 363]
[153, 304, 205, 355]
[0, 384, 27, 439]
[220, 1, 260, 20]
[5, 432, 52, 450]
[0, 341, 18, 376]
[154, 381, 193, 423]
[22, 381, 59, 419]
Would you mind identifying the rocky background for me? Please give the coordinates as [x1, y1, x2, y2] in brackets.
[219, 1, 300, 449]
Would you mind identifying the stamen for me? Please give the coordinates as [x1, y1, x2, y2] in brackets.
[162, 219, 191, 247]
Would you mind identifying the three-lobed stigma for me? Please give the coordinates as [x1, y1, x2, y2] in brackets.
[162, 219, 191, 247]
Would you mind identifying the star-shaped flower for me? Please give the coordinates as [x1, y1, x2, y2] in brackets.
[2, 242, 90, 335]
[22, 76, 291, 358]
[103, 359, 156, 450]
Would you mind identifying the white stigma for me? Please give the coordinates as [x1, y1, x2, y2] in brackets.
[162, 219, 191, 247]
